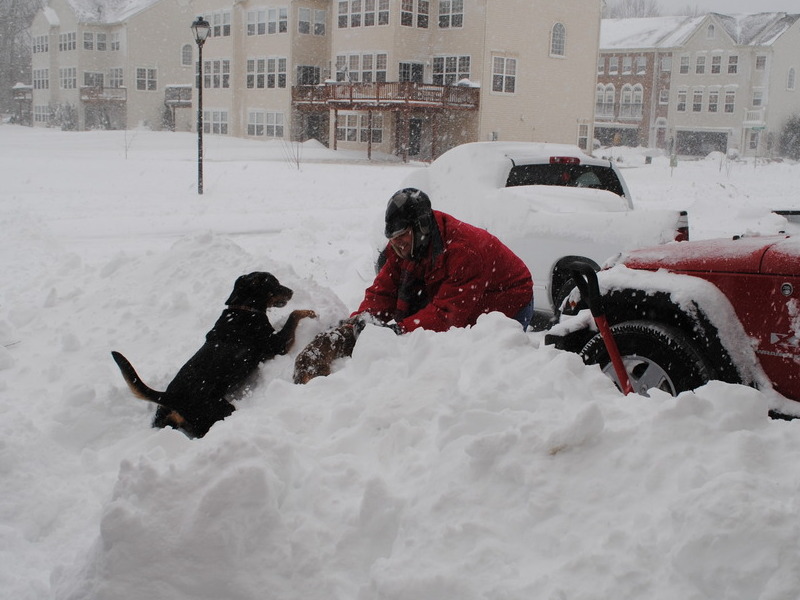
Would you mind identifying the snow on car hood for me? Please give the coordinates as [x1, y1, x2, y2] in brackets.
[620, 235, 799, 275]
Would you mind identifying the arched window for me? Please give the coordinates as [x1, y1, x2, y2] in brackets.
[550, 23, 566, 57]
[707, 24, 715, 39]
[600, 84, 615, 116]
[181, 43, 193, 67]
[788, 67, 797, 90]
[632, 84, 644, 116]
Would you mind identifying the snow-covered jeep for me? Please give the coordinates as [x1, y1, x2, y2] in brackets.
[545, 235, 800, 415]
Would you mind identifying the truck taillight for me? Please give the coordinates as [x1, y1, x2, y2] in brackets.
[550, 156, 580, 165]
[675, 210, 689, 241]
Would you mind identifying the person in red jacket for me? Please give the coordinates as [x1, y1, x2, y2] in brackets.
[352, 188, 534, 333]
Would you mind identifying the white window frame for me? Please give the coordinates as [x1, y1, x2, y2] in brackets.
[135, 67, 157, 91]
[59, 32, 76, 51]
[711, 55, 721, 74]
[550, 23, 566, 57]
[359, 113, 384, 143]
[438, 0, 463, 29]
[677, 89, 687, 112]
[60, 67, 77, 89]
[728, 55, 738, 75]
[695, 55, 706, 75]
[203, 109, 229, 135]
[181, 44, 192, 67]
[692, 89, 703, 112]
[492, 56, 516, 93]
[109, 67, 123, 88]
[432, 55, 470, 85]
[33, 69, 49, 89]
[636, 56, 646, 75]
[336, 113, 359, 141]
[788, 67, 797, 91]
[724, 90, 736, 113]
[708, 90, 719, 112]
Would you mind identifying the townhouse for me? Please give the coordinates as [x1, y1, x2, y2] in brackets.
[26, 0, 602, 160]
[598, 12, 800, 157]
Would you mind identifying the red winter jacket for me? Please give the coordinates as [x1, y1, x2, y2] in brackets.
[353, 211, 533, 332]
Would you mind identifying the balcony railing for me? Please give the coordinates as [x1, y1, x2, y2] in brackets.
[292, 81, 480, 110]
[80, 86, 127, 103]
[744, 108, 766, 125]
[165, 85, 192, 107]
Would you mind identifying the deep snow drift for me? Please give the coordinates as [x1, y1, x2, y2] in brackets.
[2, 125, 800, 600]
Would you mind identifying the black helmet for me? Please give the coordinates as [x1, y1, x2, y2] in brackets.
[384, 188, 434, 260]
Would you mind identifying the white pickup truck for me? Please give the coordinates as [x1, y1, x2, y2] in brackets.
[401, 142, 688, 329]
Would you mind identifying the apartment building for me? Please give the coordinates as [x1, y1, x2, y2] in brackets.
[27, 0, 602, 160]
[599, 12, 800, 157]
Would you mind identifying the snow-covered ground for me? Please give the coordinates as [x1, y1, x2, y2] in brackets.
[2, 125, 800, 600]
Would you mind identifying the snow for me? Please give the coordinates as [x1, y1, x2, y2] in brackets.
[3, 124, 800, 599]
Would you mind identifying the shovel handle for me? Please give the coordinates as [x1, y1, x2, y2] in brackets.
[566, 262, 634, 395]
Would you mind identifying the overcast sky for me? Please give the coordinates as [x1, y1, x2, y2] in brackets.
[659, 0, 799, 14]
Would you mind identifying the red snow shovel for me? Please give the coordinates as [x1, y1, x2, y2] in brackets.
[567, 262, 634, 396]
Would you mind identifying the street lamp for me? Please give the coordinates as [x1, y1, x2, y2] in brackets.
[191, 16, 211, 195]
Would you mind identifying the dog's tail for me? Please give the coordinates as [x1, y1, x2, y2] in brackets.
[111, 351, 163, 402]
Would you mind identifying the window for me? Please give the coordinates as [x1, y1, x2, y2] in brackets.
[789, 68, 797, 90]
[181, 44, 192, 67]
[608, 57, 619, 75]
[679, 56, 690, 74]
[59, 32, 76, 51]
[247, 9, 266, 35]
[749, 131, 760, 150]
[110, 33, 120, 51]
[96, 33, 106, 51]
[268, 8, 288, 33]
[756, 56, 767, 71]
[707, 24, 715, 39]
[338, 1, 348, 27]
[692, 89, 703, 112]
[752, 89, 764, 107]
[660, 56, 672, 72]
[315, 9, 326, 34]
[401, 0, 413, 26]
[402, 0, 428, 28]
[636, 56, 646, 75]
[33, 69, 49, 89]
[83, 33, 94, 51]
[439, 0, 463, 28]
[204, 60, 231, 88]
[84, 72, 103, 87]
[248, 111, 265, 136]
[596, 84, 614, 116]
[267, 58, 287, 88]
[577, 123, 589, 151]
[360, 113, 384, 143]
[708, 90, 719, 112]
[266, 112, 284, 138]
[492, 56, 516, 93]
[203, 110, 229, 135]
[336, 113, 359, 141]
[724, 90, 735, 113]
[620, 84, 643, 117]
[136, 67, 156, 91]
[211, 10, 231, 37]
[432, 55, 470, 85]
[677, 89, 687, 112]
[728, 55, 738, 74]
[109, 68, 123, 88]
[695, 55, 705, 74]
[622, 56, 632, 74]
[711, 55, 721, 74]
[247, 59, 265, 88]
[659, 89, 669, 104]
[33, 35, 49, 53]
[60, 67, 77, 89]
[299, 8, 311, 33]
[34, 105, 51, 123]
[336, 53, 387, 82]
[550, 23, 566, 57]
[597, 57, 604, 74]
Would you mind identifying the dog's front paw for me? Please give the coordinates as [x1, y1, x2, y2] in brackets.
[292, 309, 317, 320]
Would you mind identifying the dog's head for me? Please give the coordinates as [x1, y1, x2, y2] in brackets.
[225, 272, 293, 312]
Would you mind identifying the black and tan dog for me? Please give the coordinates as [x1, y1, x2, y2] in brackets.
[112, 272, 315, 438]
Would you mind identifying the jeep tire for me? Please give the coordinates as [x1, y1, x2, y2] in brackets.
[580, 320, 713, 396]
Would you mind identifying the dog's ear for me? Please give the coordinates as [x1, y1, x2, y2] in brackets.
[225, 272, 276, 310]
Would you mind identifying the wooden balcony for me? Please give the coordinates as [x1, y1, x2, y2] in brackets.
[80, 86, 127, 103]
[292, 81, 480, 111]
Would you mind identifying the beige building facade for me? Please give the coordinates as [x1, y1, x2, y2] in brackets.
[27, 0, 602, 160]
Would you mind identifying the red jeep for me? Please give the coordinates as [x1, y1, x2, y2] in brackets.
[545, 235, 800, 414]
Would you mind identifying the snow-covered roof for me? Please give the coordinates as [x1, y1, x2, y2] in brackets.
[713, 12, 800, 46]
[61, 0, 162, 24]
[42, 5, 60, 26]
[601, 12, 800, 51]
[601, 16, 705, 50]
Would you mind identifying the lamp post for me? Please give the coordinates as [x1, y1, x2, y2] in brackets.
[191, 16, 211, 195]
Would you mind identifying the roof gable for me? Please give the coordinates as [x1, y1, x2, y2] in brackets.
[61, 0, 163, 24]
